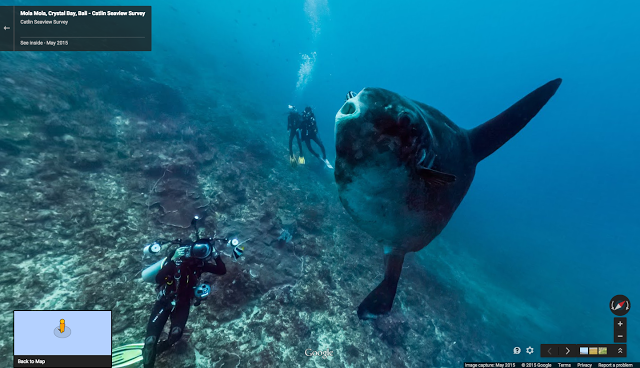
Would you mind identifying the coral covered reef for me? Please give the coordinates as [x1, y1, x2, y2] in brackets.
[0, 52, 504, 367]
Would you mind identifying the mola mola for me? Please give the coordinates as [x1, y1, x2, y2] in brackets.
[334, 79, 562, 319]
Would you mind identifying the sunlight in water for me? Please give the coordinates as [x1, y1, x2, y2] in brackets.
[304, 0, 329, 37]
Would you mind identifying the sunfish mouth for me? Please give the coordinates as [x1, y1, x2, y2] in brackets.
[336, 94, 361, 124]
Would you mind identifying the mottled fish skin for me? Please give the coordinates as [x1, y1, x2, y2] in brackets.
[335, 87, 475, 254]
[335, 80, 562, 318]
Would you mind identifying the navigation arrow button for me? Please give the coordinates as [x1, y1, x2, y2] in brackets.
[557, 344, 577, 357]
[540, 344, 558, 357]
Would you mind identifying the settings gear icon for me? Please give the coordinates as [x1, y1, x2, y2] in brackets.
[526, 346, 534, 355]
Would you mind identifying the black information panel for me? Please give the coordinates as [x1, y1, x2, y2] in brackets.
[14, 355, 110, 368]
[0, 6, 151, 51]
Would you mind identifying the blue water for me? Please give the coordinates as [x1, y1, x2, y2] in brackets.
[15, 0, 639, 362]
[194, 0, 640, 360]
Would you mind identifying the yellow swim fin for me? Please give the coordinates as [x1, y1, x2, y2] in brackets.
[298, 156, 306, 165]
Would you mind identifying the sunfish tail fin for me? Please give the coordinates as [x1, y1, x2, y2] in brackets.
[357, 252, 405, 319]
[468, 78, 562, 162]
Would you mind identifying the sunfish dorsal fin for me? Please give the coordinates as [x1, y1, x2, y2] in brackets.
[468, 78, 562, 163]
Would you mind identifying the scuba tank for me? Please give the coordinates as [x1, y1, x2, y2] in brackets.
[142, 257, 167, 283]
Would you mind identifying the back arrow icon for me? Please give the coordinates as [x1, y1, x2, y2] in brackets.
[3, 26, 9, 30]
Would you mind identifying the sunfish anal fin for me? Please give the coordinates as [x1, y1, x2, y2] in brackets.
[357, 252, 405, 319]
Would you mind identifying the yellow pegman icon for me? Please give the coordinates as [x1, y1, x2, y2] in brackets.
[60, 319, 65, 333]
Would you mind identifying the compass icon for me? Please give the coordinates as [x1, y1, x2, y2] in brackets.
[610, 295, 630, 316]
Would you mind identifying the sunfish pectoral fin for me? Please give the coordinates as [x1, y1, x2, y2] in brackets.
[418, 166, 457, 186]
[468, 78, 562, 162]
[357, 252, 405, 319]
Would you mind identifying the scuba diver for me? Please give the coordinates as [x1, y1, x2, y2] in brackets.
[300, 106, 333, 169]
[141, 239, 225, 368]
[112, 216, 244, 368]
[287, 105, 305, 166]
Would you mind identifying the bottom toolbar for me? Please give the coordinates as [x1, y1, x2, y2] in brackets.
[541, 345, 626, 358]
[465, 363, 638, 368]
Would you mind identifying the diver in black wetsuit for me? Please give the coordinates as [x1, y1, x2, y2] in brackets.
[287, 105, 305, 165]
[142, 239, 226, 368]
[300, 106, 332, 168]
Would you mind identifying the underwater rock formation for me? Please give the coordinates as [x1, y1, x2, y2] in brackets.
[0, 52, 510, 367]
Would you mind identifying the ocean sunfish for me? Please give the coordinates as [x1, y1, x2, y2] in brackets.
[334, 79, 562, 319]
